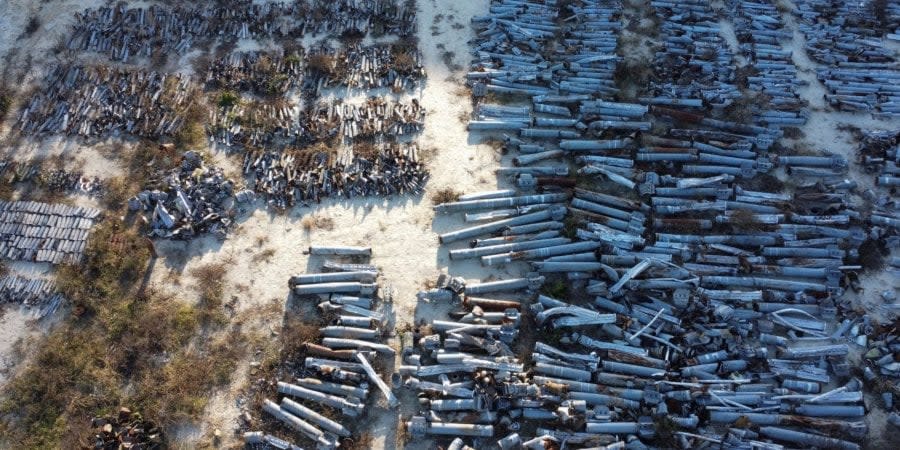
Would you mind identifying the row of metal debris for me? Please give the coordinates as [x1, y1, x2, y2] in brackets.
[242, 143, 428, 209]
[204, 44, 425, 97]
[17, 65, 194, 138]
[210, 97, 425, 149]
[246, 246, 394, 449]
[305, 43, 425, 92]
[129, 151, 235, 240]
[0, 159, 104, 196]
[67, 1, 417, 63]
[205, 51, 305, 97]
[794, 0, 900, 117]
[0, 200, 101, 265]
[0, 273, 64, 319]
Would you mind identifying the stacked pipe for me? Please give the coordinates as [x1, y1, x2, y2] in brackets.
[730, 0, 809, 128]
[402, 273, 540, 445]
[243, 142, 428, 210]
[255, 249, 392, 448]
[0, 200, 101, 265]
[468, 0, 561, 98]
[647, 0, 740, 110]
[794, 0, 900, 117]
[434, 191, 572, 261]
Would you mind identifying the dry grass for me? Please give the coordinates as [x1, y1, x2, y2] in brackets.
[190, 262, 229, 324]
[0, 86, 11, 125]
[252, 248, 276, 263]
[300, 214, 335, 232]
[103, 177, 130, 211]
[430, 187, 461, 205]
[729, 209, 769, 233]
[354, 141, 381, 159]
[393, 52, 418, 74]
[175, 104, 208, 149]
[307, 54, 336, 74]
[395, 420, 410, 449]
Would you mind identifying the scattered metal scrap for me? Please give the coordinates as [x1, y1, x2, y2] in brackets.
[88, 407, 163, 449]
[0, 200, 101, 265]
[129, 151, 235, 240]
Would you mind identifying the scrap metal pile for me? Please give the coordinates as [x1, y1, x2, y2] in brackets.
[129, 151, 235, 240]
[88, 407, 163, 449]
[428, 182, 883, 449]
[243, 143, 428, 209]
[67, 1, 417, 63]
[248, 246, 395, 449]
[0, 200, 101, 265]
[401, 274, 540, 444]
[0, 273, 64, 318]
[859, 129, 900, 189]
[729, 0, 809, 128]
[16, 65, 195, 138]
[794, 0, 900, 116]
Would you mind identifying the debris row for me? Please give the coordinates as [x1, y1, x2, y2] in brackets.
[242, 143, 428, 209]
[16, 65, 196, 138]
